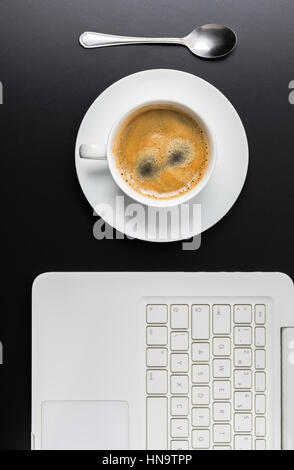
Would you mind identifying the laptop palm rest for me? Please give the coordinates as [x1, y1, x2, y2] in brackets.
[41, 401, 129, 450]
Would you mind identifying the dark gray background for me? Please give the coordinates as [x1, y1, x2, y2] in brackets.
[0, 0, 293, 449]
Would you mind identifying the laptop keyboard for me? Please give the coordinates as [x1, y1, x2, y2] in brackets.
[146, 303, 267, 450]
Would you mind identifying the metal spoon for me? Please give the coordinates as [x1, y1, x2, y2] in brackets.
[79, 24, 237, 59]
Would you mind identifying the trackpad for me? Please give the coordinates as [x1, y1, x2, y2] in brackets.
[41, 401, 129, 450]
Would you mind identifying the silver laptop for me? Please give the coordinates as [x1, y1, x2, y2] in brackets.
[32, 272, 294, 450]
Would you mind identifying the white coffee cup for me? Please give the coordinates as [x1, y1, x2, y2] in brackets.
[79, 100, 216, 207]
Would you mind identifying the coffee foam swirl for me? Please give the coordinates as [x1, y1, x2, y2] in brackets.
[166, 138, 194, 168]
[135, 148, 160, 180]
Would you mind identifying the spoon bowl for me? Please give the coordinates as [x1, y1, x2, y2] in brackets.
[184, 24, 237, 59]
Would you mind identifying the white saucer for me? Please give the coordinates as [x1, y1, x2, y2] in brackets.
[75, 69, 248, 242]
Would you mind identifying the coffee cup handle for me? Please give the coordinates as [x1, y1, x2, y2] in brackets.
[79, 144, 107, 160]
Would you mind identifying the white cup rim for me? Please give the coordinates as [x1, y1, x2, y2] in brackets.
[107, 99, 216, 208]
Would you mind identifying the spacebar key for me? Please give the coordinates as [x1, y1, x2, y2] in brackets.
[147, 397, 167, 449]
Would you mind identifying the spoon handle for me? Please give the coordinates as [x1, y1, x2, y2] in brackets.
[80, 32, 183, 48]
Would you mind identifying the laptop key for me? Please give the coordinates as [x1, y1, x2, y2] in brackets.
[171, 418, 189, 438]
[146, 305, 168, 324]
[255, 439, 266, 450]
[147, 370, 167, 394]
[255, 305, 266, 325]
[147, 326, 167, 345]
[171, 305, 189, 329]
[212, 305, 231, 335]
[170, 440, 189, 450]
[192, 429, 210, 449]
[171, 332, 189, 351]
[213, 424, 231, 443]
[192, 305, 210, 339]
[234, 435, 252, 450]
[255, 327, 266, 347]
[255, 417, 266, 437]
[234, 370, 252, 389]
[147, 397, 167, 450]
[255, 372, 266, 392]
[147, 348, 168, 367]
[234, 413, 252, 433]
[255, 349, 266, 369]
[171, 396, 189, 416]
